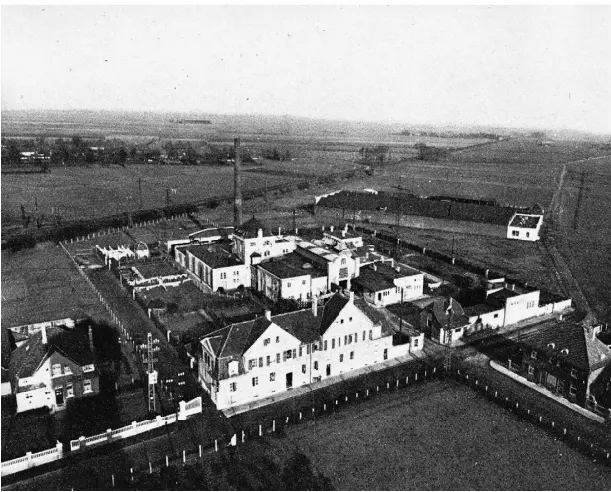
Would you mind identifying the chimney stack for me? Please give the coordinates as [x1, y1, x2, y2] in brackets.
[312, 296, 318, 317]
[264, 310, 271, 321]
[88, 325, 94, 352]
[233, 138, 243, 228]
[349, 291, 355, 303]
[41, 325, 48, 345]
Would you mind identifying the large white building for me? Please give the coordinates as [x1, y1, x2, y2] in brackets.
[232, 217, 296, 265]
[198, 292, 418, 410]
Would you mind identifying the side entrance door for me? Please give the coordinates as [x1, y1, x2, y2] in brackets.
[326, 364, 331, 376]
[55, 387, 64, 406]
[286, 372, 293, 389]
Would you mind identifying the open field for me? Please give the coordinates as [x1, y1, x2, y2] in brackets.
[1, 243, 108, 329]
[551, 155, 611, 323]
[270, 380, 611, 490]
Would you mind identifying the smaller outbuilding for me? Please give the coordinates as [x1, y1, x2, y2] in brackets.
[507, 212, 543, 241]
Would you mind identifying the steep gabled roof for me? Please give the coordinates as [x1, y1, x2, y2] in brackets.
[8, 326, 94, 381]
[319, 293, 350, 335]
[522, 322, 611, 371]
[428, 298, 469, 329]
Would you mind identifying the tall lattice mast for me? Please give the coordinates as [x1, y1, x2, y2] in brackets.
[147, 332, 156, 412]
[444, 300, 454, 374]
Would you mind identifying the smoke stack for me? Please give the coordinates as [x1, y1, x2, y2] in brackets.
[312, 296, 318, 317]
[233, 138, 243, 228]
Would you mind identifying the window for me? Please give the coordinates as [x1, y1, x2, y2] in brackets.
[413, 338, 419, 348]
[340, 354, 344, 362]
[348, 335, 353, 344]
[526, 232, 530, 238]
[324, 340, 328, 351]
[270, 373, 276, 382]
[82, 364, 94, 373]
[306, 344, 311, 355]
[299, 346, 303, 357]
[249, 359, 256, 370]
[264, 338, 270, 346]
[569, 384, 577, 396]
[570, 368, 578, 378]
[234, 270, 239, 276]
[66, 383, 74, 398]
[313, 376, 322, 383]
[494, 313, 499, 319]
[83, 380, 92, 394]
[302, 280, 306, 285]
[302, 365, 307, 374]
[512, 230, 519, 237]
[349, 317, 353, 322]
[341, 258, 347, 265]
[344, 335, 348, 345]
[220, 272, 227, 280]
[252, 377, 259, 387]
[51, 364, 62, 377]
[314, 361, 319, 370]
[276, 353, 281, 363]
[259, 357, 264, 368]
[230, 382, 237, 392]
[350, 351, 354, 360]
[531, 351, 538, 360]
[363, 331, 366, 341]
[276, 336, 280, 343]
[228, 361, 239, 376]
[341, 319, 344, 324]
[287, 282, 292, 288]
[64, 365, 72, 375]
[383, 349, 388, 360]
[369, 330, 373, 340]
[292, 349, 297, 358]
[284, 350, 292, 361]
[332, 339, 336, 349]
[528, 365, 534, 375]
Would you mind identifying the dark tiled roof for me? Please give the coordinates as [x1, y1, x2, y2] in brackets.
[428, 298, 469, 329]
[8, 326, 94, 380]
[186, 244, 242, 269]
[319, 293, 350, 335]
[509, 214, 542, 229]
[357, 263, 420, 292]
[486, 288, 520, 308]
[235, 217, 273, 239]
[463, 303, 501, 317]
[522, 322, 611, 371]
[353, 298, 394, 336]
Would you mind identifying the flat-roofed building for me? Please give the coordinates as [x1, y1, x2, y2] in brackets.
[356, 263, 423, 307]
[232, 217, 295, 265]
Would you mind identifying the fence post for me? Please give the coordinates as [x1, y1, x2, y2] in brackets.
[273, 420, 276, 432]
[215, 440, 218, 452]
[183, 450, 186, 463]
[259, 424, 262, 436]
[149, 462, 152, 474]
[112, 474, 115, 487]
[166, 455, 169, 467]
[242, 430, 245, 443]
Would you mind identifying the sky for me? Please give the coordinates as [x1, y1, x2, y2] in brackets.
[2, 5, 611, 134]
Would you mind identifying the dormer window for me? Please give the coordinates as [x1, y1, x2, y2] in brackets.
[547, 343, 555, 349]
[82, 364, 95, 373]
[561, 348, 569, 355]
[228, 361, 239, 376]
[531, 351, 538, 360]
[64, 365, 72, 375]
[51, 364, 62, 377]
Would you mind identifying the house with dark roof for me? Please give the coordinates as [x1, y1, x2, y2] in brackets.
[255, 253, 329, 302]
[356, 262, 423, 307]
[232, 216, 296, 266]
[175, 243, 250, 292]
[517, 323, 611, 408]
[507, 212, 543, 241]
[199, 292, 414, 410]
[8, 325, 99, 414]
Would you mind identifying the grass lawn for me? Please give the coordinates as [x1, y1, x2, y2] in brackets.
[267, 380, 611, 490]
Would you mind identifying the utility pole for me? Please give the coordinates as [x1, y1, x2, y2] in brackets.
[293, 209, 297, 233]
[444, 301, 454, 374]
[451, 234, 455, 257]
[147, 332, 157, 413]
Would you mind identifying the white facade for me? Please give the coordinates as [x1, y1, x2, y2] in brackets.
[200, 295, 404, 410]
[233, 230, 295, 265]
[507, 213, 543, 241]
[176, 246, 250, 292]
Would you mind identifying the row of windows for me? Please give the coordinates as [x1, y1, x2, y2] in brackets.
[52, 363, 94, 377]
[529, 352, 579, 378]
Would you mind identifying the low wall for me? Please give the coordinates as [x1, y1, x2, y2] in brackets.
[316, 207, 507, 237]
[1, 397, 202, 478]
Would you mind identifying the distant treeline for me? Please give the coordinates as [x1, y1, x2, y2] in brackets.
[169, 119, 212, 124]
[401, 130, 505, 140]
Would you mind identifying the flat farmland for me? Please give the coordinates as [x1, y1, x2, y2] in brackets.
[553, 155, 611, 323]
[0, 165, 298, 227]
[268, 380, 611, 490]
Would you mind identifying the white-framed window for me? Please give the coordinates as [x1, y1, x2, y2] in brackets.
[369, 330, 373, 340]
[276, 336, 280, 343]
[413, 338, 419, 347]
[299, 346, 303, 357]
[340, 354, 344, 362]
[83, 380, 92, 394]
[302, 280, 306, 285]
[230, 382, 237, 392]
[248, 359, 256, 370]
[340, 319, 344, 324]
[66, 383, 74, 398]
[301, 364, 307, 374]
[270, 372, 276, 382]
[266, 355, 271, 366]
[526, 232, 530, 238]
[531, 351, 538, 360]
[512, 230, 519, 237]
[363, 331, 366, 342]
[234, 270, 239, 276]
[51, 364, 62, 377]
[220, 272, 227, 280]
[259, 357, 264, 368]
[350, 351, 354, 360]
[64, 365, 72, 375]
[252, 377, 259, 387]
[264, 338, 270, 346]
[287, 282, 292, 288]
[528, 365, 534, 375]
[314, 361, 319, 370]
[324, 340, 328, 351]
[276, 353, 280, 363]
[82, 364, 95, 373]
[332, 339, 336, 349]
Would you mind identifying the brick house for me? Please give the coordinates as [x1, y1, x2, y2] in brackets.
[518, 322, 611, 408]
[8, 325, 99, 414]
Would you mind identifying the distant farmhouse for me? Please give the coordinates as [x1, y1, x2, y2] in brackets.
[199, 292, 422, 410]
[507, 212, 544, 241]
